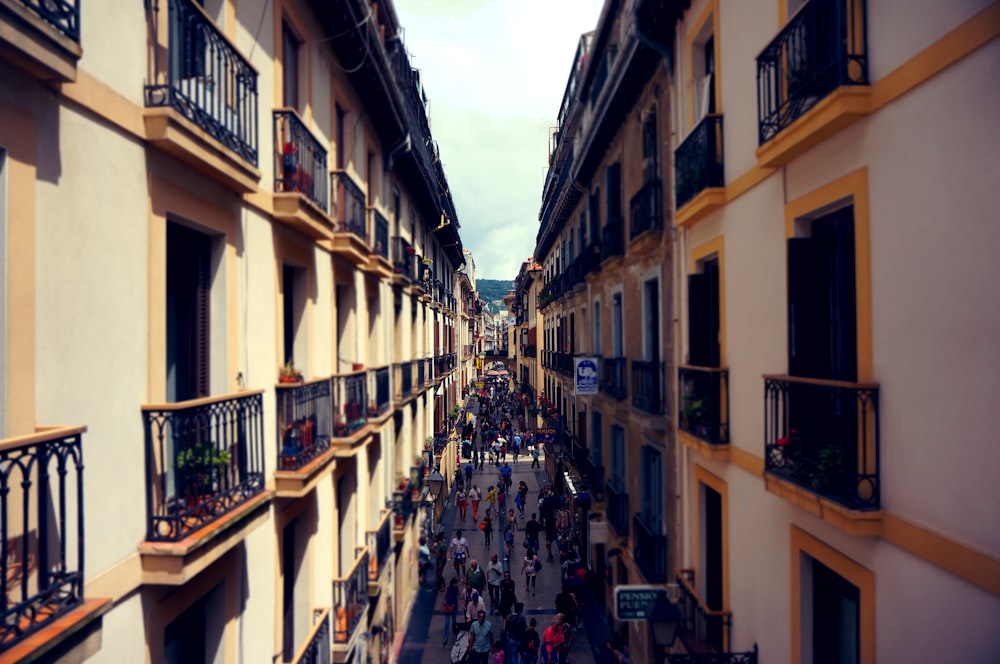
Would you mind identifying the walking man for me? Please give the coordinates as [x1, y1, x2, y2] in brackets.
[468, 610, 494, 664]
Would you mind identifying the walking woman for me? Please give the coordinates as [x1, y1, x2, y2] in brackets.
[520, 548, 541, 597]
[442, 578, 459, 645]
[457, 486, 469, 521]
[482, 512, 494, 548]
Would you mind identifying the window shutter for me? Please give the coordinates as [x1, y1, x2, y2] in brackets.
[787, 237, 826, 379]
[194, 244, 210, 398]
[688, 274, 710, 366]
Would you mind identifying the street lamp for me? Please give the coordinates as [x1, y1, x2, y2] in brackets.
[425, 469, 446, 541]
[650, 593, 683, 659]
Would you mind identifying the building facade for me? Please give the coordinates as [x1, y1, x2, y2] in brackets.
[0, 0, 474, 662]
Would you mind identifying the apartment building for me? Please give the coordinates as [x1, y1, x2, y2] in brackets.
[669, 0, 1000, 662]
[509, 258, 542, 407]
[0, 0, 469, 662]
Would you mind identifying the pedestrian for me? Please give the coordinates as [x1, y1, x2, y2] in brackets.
[482, 512, 494, 548]
[498, 570, 517, 618]
[512, 432, 521, 464]
[540, 616, 565, 664]
[520, 548, 541, 597]
[524, 514, 542, 553]
[470, 484, 483, 521]
[467, 609, 494, 664]
[468, 559, 487, 597]
[466, 590, 487, 624]
[434, 534, 448, 590]
[554, 582, 580, 631]
[486, 485, 497, 513]
[492, 641, 505, 664]
[521, 618, 541, 664]
[530, 445, 540, 469]
[500, 462, 513, 490]
[486, 553, 503, 614]
[543, 518, 557, 562]
[457, 487, 468, 520]
[465, 461, 474, 486]
[442, 578, 459, 645]
[504, 602, 527, 664]
[450, 530, 469, 580]
[504, 521, 515, 560]
[498, 485, 507, 516]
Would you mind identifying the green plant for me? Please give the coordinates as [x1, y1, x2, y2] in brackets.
[279, 360, 303, 383]
[176, 442, 230, 495]
[449, 403, 463, 419]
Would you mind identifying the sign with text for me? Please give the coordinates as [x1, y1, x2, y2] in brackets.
[534, 428, 557, 444]
[614, 585, 668, 621]
[574, 357, 599, 395]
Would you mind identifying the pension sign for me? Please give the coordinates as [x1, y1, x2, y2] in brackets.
[613, 585, 668, 621]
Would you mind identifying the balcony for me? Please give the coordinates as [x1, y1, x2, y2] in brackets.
[415, 359, 426, 390]
[581, 456, 604, 499]
[391, 489, 416, 542]
[140, 391, 271, 584]
[332, 371, 368, 447]
[632, 514, 667, 583]
[392, 236, 414, 285]
[394, 362, 414, 402]
[675, 115, 726, 226]
[143, 0, 260, 193]
[632, 360, 664, 415]
[332, 548, 369, 651]
[629, 178, 664, 241]
[756, 0, 869, 166]
[678, 366, 730, 456]
[602, 357, 627, 400]
[0, 427, 111, 659]
[602, 216, 625, 261]
[675, 569, 735, 657]
[364, 208, 392, 278]
[366, 510, 392, 594]
[0, 0, 81, 82]
[367, 366, 392, 419]
[763, 375, 881, 534]
[604, 481, 629, 539]
[291, 608, 331, 664]
[275, 379, 334, 497]
[330, 171, 369, 265]
[273, 110, 331, 238]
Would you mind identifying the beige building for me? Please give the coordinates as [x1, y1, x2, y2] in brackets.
[0, 0, 474, 662]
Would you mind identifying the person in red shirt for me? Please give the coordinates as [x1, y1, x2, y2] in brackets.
[541, 615, 566, 664]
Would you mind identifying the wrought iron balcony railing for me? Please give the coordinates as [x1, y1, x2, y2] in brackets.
[0, 427, 85, 651]
[396, 362, 413, 399]
[679, 366, 730, 444]
[143, 391, 266, 542]
[763, 375, 880, 509]
[333, 372, 368, 438]
[144, 0, 258, 165]
[757, 0, 868, 144]
[274, 110, 328, 211]
[602, 216, 625, 260]
[676, 569, 733, 655]
[332, 548, 369, 644]
[366, 510, 392, 584]
[392, 236, 414, 277]
[291, 608, 331, 664]
[581, 456, 604, 497]
[367, 366, 391, 417]
[416, 359, 426, 387]
[604, 481, 629, 538]
[632, 360, 664, 414]
[277, 379, 332, 470]
[632, 514, 667, 583]
[629, 178, 663, 240]
[371, 209, 390, 261]
[602, 357, 627, 400]
[331, 171, 366, 237]
[675, 114, 725, 209]
[582, 241, 602, 277]
[392, 489, 416, 525]
[17, 0, 80, 41]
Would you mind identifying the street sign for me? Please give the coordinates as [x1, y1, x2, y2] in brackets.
[574, 357, 599, 395]
[614, 585, 668, 621]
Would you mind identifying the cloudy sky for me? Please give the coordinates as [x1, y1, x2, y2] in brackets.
[393, 0, 606, 281]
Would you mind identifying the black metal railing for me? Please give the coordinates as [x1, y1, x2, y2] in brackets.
[602, 216, 625, 260]
[582, 457, 604, 497]
[292, 608, 331, 664]
[582, 241, 602, 277]
[145, 0, 258, 165]
[332, 548, 369, 644]
[667, 650, 758, 664]
[629, 178, 663, 240]
[396, 362, 413, 399]
[143, 391, 266, 542]
[632, 514, 667, 582]
[392, 489, 416, 524]
[763, 375, 879, 509]
[679, 366, 730, 444]
[602, 357, 627, 400]
[676, 569, 734, 656]
[393, 236, 414, 277]
[19, 0, 80, 41]
[372, 209, 389, 260]
[274, 110, 328, 211]
[757, 0, 868, 144]
[604, 481, 629, 538]
[333, 372, 367, 437]
[366, 510, 392, 583]
[368, 366, 391, 417]
[0, 427, 85, 651]
[331, 171, 366, 237]
[632, 360, 664, 414]
[277, 379, 332, 471]
[676, 114, 725, 209]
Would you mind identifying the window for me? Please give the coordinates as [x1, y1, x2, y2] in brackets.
[810, 557, 860, 664]
[689, 257, 721, 367]
[642, 110, 659, 181]
[686, 3, 719, 128]
[640, 445, 663, 531]
[282, 264, 307, 370]
[610, 424, 625, 489]
[590, 410, 603, 469]
[642, 278, 659, 361]
[282, 22, 300, 109]
[593, 299, 601, 354]
[605, 163, 622, 221]
[335, 105, 346, 169]
[0, 149, 5, 436]
[165, 581, 226, 663]
[166, 222, 213, 402]
[611, 292, 623, 358]
[589, 188, 601, 242]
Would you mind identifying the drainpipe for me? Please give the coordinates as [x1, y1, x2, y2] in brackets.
[385, 133, 412, 173]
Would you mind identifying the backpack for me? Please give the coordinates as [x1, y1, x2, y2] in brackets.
[533, 558, 542, 572]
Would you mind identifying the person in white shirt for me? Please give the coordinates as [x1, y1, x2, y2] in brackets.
[486, 553, 503, 614]
[450, 530, 469, 581]
[466, 590, 487, 623]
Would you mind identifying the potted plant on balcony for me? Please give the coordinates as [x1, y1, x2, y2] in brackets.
[279, 361, 303, 384]
[176, 442, 230, 511]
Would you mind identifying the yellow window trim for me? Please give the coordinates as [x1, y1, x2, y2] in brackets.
[689, 236, 726, 367]
[684, 0, 721, 133]
[790, 526, 875, 664]
[784, 167, 872, 383]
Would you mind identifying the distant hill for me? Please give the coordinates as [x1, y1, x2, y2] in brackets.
[476, 279, 513, 311]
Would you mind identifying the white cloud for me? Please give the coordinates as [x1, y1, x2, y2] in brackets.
[394, 0, 605, 278]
